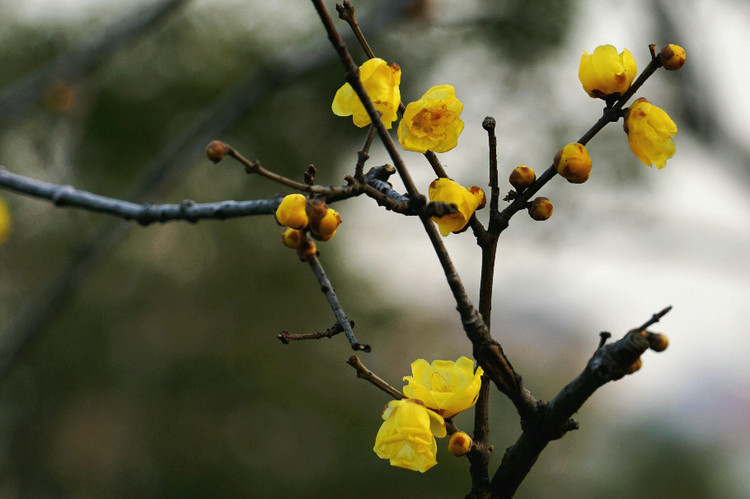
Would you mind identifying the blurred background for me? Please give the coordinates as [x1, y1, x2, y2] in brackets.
[0, 0, 748, 497]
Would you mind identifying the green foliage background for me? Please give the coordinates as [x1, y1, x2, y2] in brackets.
[0, 1, 734, 498]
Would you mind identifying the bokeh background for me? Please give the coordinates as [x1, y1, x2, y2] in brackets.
[0, 0, 748, 497]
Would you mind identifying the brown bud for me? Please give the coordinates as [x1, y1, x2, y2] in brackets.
[625, 358, 642, 375]
[528, 197, 553, 221]
[647, 332, 669, 352]
[206, 140, 229, 163]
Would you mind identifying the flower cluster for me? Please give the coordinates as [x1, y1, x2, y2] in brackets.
[578, 43, 683, 169]
[275, 194, 341, 259]
[373, 357, 483, 472]
[333, 60, 465, 154]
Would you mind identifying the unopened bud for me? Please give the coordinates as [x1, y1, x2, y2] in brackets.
[281, 227, 305, 249]
[528, 197, 553, 221]
[311, 208, 342, 241]
[276, 194, 309, 230]
[206, 140, 229, 163]
[305, 197, 329, 226]
[647, 332, 669, 352]
[448, 431, 473, 457]
[469, 186, 486, 210]
[509, 165, 536, 190]
[554, 143, 592, 184]
[660, 44, 686, 71]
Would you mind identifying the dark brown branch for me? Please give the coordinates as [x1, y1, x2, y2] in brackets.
[489, 307, 672, 498]
[347, 355, 404, 400]
[277, 321, 353, 344]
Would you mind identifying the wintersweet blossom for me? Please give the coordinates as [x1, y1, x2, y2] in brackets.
[373, 399, 446, 472]
[578, 44, 637, 99]
[428, 179, 485, 237]
[332, 58, 401, 129]
[624, 97, 677, 169]
[402, 357, 484, 419]
[275, 194, 309, 230]
[0, 197, 10, 245]
[397, 84, 464, 153]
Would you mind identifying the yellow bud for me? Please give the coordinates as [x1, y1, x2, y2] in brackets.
[660, 44, 686, 71]
[509, 165, 536, 190]
[305, 197, 329, 225]
[281, 227, 305, 249]
[311, 208, 342, 241]
[528, 197, 553, 221]
[468, 186, 486, 210]
[205, 140, 229, 163]
[275, 194, 309, 230]
[448, 431, 473, 457]
[647, 332, 669, 352]
[554, 143, 592, 184]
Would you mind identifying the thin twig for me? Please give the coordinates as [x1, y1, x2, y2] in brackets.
[277, 321, 353, 344]
[347, 355, 404, 399]
[306, 254, 370, 352]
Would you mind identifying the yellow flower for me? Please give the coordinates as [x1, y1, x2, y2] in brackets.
[275, 194, 308, 230]
[623, 97, 677, 169]
[428, 179, 485, 237]
[554, 142, 592, 184]
[373, 399, 446, 473]
[332, 58, 401, 129]
[0, 197, 10, 245]
[578, 45, 637, 99]
[397, 85, 464, 153]
[281, 227, 305, 249]
[402, 357, 484, 419]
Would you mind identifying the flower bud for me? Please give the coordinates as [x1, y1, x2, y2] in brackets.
[528, 197, 553, 221]
[509, 165, 536, 190]
[468, 186, 486, 210]
[281, 227, 305, 249]
[448, 431, 473, 457]
[647, 332, 669, 352]
[554, 143, 592, 184]
[305, 197, 329, 225]
[206, 140, 229, 163]
[275, 194, 309, 230]
[660, 44, 686, 71]
[296, 238, 317, 260]
[310, 208, 342, 241]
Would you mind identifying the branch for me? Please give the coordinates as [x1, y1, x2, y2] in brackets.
[306, 253, 370, 352]
[489, 306, 672, 498]
[0, 166, 280, 225]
